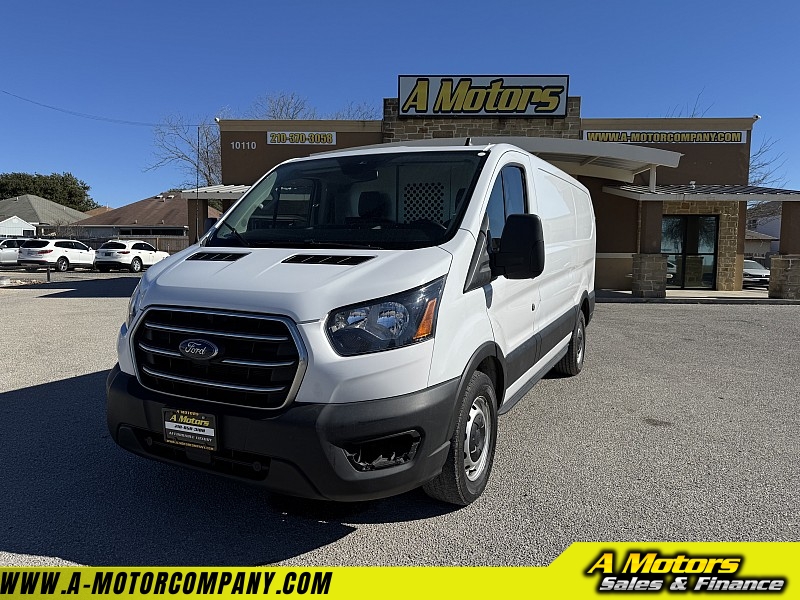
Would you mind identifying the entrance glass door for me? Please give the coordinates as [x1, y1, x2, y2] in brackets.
[661, 215, 719, 289]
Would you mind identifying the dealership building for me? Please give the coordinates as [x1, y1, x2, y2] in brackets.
[186, 75, 800, 299]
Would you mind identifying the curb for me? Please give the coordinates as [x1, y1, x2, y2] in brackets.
[596, 296, 800, 305]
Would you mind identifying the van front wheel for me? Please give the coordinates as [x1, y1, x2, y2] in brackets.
[423, 371, 497, 505]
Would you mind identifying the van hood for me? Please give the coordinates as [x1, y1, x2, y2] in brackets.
[141, 246, 453, 323]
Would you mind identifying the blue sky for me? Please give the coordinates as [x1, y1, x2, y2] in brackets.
[2, 0, 798, 208]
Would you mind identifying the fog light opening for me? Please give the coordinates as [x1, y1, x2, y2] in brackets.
[344, 431, 421, 471]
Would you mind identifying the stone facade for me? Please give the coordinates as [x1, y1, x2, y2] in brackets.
[631, 253, 667, 298]
[382, 98, 582, 142]
[769, 255, 800, 299]
[663, 201, 740, 291]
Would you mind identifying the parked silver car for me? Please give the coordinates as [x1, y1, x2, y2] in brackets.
[742, 259, 770, 287]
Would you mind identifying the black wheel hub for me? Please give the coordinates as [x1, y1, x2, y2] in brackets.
[468, 413, 486, 462]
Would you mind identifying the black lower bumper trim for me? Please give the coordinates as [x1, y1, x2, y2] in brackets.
[106, 365, 459, 501]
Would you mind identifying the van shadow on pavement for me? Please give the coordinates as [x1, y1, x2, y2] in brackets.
[6, 276, 140, 299]
[1, 371, 452, 566]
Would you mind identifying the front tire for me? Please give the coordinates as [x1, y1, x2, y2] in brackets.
[55, 257, 69, 272]
[423, 371, 498, 505]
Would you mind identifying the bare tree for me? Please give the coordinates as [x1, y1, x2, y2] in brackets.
[747, 136, 788, 225]
[247, 92, 380, 120]
[664, 94, 789, 225]
[148, 115, 222, 187]
[149, 93, 381, 188]
[248, 91, 318, 120]
[748, 136, 787, 188]
[664, 90, 713, 118]
[327, 100, 381, 120]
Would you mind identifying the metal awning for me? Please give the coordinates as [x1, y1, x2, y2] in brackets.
[356, 136, 682, 184]
[604, 184, 800, 202]
[184, 138, 683, 191]
[474, 136, 681, 184]
[181, 184, 250, 200]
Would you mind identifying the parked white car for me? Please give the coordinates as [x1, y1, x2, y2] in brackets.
[0, 238, 29, 265]
[742, 259, 770, 287]
[18, 239, 96, 271]
[95, 240, 170, 273]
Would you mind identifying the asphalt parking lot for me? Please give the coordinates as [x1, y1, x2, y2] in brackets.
[1, 274, 798, 567]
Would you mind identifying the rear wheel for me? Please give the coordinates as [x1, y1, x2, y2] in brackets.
[554, 311, 585, 376]
[129, 257, 143, 273]
[423, 371, 498, 505]
[55, 257, 69, 272]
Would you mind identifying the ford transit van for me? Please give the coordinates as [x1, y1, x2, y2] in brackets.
[107, 142, 596, 505]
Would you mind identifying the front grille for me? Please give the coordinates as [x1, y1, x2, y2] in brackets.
[133, 307, 306, 410]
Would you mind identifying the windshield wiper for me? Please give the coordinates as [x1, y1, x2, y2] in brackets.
[302, 239, 383, 250]
[216, 221, 250, 247]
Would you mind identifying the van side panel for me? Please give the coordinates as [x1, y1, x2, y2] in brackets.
[528, 167, 580, 341]
[571, 184, 597, 306]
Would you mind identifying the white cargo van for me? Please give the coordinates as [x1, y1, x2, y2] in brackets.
[107, 142, 595, 505]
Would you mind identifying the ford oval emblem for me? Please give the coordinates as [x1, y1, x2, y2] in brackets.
[178, 338, 219, 360]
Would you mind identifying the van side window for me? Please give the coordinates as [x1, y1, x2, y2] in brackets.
[486, 165, 528, 250]
[486, 178, 506, 248]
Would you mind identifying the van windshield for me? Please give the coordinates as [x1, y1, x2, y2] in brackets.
[206, 151, 486, 250]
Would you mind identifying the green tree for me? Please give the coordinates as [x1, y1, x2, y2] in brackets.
[0, 172, 100, 212]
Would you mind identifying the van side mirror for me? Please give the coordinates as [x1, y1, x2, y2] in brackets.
[203, 217, 218, 233]
[490, 214, 545, 279]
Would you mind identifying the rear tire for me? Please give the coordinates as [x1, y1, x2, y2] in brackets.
[56, 257, 69, 272]
[130, 257, 143, 273]
[554, 311, 585, 376]
[423, 371, 498, 505]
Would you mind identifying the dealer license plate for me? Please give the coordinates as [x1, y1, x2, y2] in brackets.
[162, 409, 217, 451]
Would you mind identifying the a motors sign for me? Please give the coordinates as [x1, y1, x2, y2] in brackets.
[398, 75, 569, 118]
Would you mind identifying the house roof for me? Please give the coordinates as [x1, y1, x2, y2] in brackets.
[85, 206, 113, 216]
[745, 229, 778, 241]
[75, 193, 221, 227]
[181, 184, 251, 200]
[0, 215, 36, 228]
[0, 194, 87, 225]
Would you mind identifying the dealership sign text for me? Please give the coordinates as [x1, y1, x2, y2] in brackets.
[398, 76, 569, 118]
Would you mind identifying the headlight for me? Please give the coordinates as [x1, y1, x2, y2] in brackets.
[326, 277, 445, 356]
[126, 276, 150, 327]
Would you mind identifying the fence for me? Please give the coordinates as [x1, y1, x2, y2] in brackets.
[48, 230, 192, 254]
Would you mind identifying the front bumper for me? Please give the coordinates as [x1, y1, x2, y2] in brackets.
[743, 277, 769, 286]
[106, 365, 459, 501]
